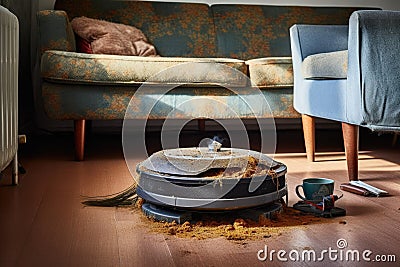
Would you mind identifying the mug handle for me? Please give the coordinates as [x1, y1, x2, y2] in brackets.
[295, 184, 307, 201]
[334, 189, 344, 200]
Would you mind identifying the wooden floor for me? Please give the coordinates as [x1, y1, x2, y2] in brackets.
[0, 129, 399, 267]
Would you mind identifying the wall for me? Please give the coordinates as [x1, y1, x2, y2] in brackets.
[39, 0, 400, 11]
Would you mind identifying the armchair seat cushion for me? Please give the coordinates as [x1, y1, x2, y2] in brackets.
[41, 50, 248, 86]
[245, 57, 293, 88]
[302, 50, 348, 80]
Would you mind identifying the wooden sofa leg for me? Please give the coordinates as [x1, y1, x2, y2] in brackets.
[198, 119, 206, 132]
[342, 122, 359, 181]
[302, 114, 315, 162]
[74, 119, 86, 161]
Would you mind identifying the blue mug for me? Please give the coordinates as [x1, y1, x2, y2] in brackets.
[295, 178, 334, 201]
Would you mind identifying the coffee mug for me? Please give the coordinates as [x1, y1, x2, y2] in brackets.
[295, 178, 334, 201]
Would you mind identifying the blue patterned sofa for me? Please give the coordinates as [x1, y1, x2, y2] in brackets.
[38, 0, 372, 160]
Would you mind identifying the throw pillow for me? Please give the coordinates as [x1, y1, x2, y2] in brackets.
[71, 16, 157, 56]
[75, 35, 93, 54]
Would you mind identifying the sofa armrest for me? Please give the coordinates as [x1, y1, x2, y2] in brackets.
[37, 10, 76, 55]
[347, 11, 400, 130]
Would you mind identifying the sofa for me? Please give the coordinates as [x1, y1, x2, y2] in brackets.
[37, 0, 372, 160]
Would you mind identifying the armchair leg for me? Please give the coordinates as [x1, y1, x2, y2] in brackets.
[342, 123, 359, 181]
[74, 119, 86, 161]
[302, 114, 315, 162]
[392, 133, 398, 147]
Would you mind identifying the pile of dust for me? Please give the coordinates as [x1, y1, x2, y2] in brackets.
[139, 203, 329, 241]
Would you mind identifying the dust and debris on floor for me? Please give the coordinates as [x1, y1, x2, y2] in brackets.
[128, 199, 345, 241]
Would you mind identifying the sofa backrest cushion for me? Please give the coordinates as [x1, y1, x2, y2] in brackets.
[54, 0, 217, 57]
[211, 5, 370, 60]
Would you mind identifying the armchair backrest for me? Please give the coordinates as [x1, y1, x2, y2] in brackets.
[290, 25, 349, 61]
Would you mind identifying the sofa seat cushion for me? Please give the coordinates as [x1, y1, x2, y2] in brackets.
[42, 82, 299, 120]
[41, 50, 248, 86]
[246, 57, 293, 88]
[302, 50, 348, 79]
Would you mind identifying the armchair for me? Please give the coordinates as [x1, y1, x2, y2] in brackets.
[290, 10, 400, 181]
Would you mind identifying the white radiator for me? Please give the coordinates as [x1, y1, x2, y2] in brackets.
[0, 5, 19, 185]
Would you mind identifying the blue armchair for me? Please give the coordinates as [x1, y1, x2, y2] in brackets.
[290, 10, 400, 181]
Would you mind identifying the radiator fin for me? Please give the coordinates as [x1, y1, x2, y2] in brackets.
[0, 6, 19, 172]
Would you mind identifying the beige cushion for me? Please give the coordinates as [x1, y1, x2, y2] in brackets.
[41, 50, 248, 86]
[245, 57, 293, 88]
[302, 50, 348, 79]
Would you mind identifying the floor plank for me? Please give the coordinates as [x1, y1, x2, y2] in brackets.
[0, 130, 398, 267]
